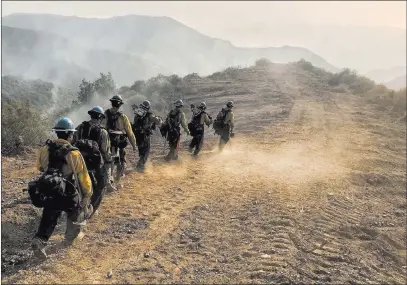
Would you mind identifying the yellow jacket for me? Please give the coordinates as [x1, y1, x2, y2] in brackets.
[167, 108, 189, 132]
[36, 138, 93, 198]
[199, 112, 212, 126]
[104, 108, 136, 148]
[224, 109, 235, 131]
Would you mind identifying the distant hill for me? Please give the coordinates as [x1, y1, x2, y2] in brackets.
[1, 75, 77, 112]
[2, 13, 338, 86]
[364, 66, 406, 84]
[384, 75, 406, 91]
[199, 23, 406, 74]
[1, 25, 161, 87]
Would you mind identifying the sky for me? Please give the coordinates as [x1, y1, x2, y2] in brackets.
[2, 1, 406, 37]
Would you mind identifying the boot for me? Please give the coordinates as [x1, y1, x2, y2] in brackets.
[107, 183, 117, 193]
[136, 161, 145, 173]
[31, 237, 47, 260]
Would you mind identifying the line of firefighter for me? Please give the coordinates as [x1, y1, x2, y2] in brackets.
[29, 94, 235, 259]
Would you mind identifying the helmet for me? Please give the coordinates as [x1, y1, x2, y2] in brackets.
[110, 94, 123, 103]
[140, 100, 151, 110]
[226, 101, 234, 108]
[174, 99, 184, 107]
[53, 117, 76, 132]
[198, 102, 207, 110]
[88, 106, 105, 117]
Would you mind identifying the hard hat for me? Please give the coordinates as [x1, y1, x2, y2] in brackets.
[198, 102, 207, 110]
[140, 100, 151, 110]
[174, 99, 184, 107]
[110, 94, 123, 103]
[226, 101, 234, 108]
[53, 117, 77, 132]
[88, 106, 105, 117]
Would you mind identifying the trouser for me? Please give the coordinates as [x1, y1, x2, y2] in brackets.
[135, 131, 151, 169]
[34, 194, 82, 243]
[90, 165, 108, 212]
[109, 146, 126, 182]
[189, 130, 204, 155]
[117, 148, 126, 180]
[166, 128, 181, 160]
[110, 135, 128, 182]
[219, 128, 231, 151]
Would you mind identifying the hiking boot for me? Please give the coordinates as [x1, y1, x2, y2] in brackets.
[88, 209, 99, 220]
[136, 166, 145, 173]
[188, 148, 194, 153]
[64, 231, 85, 247]
[31, 237, 47, 260]
[107, 183, 117, 192]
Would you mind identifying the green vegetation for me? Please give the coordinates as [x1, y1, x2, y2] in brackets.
[1, 98, 51, 155]
[76, 72, 116, 105]
[295, 59, 406, 116]
[1, 75, 54, 110]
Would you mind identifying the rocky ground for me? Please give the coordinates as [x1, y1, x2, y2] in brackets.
[1, 63, 406, 284]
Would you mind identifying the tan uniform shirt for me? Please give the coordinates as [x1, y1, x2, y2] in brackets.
[200, 113, 212, 126]
[224, 109, 235, 131]
[105, 108, 136, 148]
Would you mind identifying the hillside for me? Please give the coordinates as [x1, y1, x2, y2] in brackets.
[1, 75, 77, 111]
[1, 25, 161, 87]
[385, 75, 407, 91]
[204, 23, 407, 73]
[2, 13, 338, 86]
[364, 66, 406, 84]
[1, 61, 406, 284]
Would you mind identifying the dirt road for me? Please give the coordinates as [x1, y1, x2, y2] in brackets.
[2, 79, 406, 283]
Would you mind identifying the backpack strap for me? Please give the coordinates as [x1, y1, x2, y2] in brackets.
[46, 141, 78, 171]
[79, 121, 91, 140]
[66, 149, 82, 203]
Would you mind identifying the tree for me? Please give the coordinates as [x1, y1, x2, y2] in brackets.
[93, 72, 116, 97]
[77, 78, 95, 104]
[130, 80, 145, 93]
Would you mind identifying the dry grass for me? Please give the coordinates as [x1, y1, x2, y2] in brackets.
[1, 65, 406, 284]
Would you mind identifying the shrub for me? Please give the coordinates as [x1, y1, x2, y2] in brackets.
[328, 68, 375, 94]
[296, 59, 330, 78]
[255, 58, 272, 68]
[1, 98, 51, 155]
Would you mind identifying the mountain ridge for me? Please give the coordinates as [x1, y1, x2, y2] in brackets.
[2, 13, 339, 86]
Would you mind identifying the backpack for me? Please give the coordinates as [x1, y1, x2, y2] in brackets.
[74, 121, 104, 170]
[160, 109, 181, 137]
[105, 109, 123, 131]
[28, 140, 79, 209]
[213, 108, 230, 132]
[188, 111, 205, 136]
[133, 109, 153, 135]
[167, 109, 181, 128]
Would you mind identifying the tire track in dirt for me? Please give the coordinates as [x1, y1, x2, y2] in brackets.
[2, 90, 406, 284]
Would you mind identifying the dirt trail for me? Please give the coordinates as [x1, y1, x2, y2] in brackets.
[2, 92, 406, 284]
